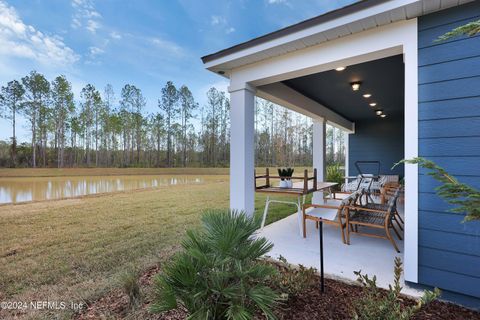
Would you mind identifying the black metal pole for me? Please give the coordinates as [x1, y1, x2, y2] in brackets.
[319, 220, 325, 293]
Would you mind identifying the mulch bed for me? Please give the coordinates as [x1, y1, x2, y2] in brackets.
[75, 264, 480, 320]
[274, 278, 480, 320]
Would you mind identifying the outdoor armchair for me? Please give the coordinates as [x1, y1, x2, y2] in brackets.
[345, 188, 402, 252]
[302, 189, 362, 243]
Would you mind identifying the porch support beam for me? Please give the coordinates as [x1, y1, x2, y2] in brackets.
[229, 83, 256, 216]
[312, 118, 327, 204]
[257, 82, 354, 132]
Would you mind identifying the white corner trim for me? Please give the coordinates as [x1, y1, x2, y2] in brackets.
[403, 18, 419, 283]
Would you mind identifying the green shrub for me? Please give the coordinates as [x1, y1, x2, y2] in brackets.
[119, 269, 141, 308]
[395, 157, 480, 221]
[151, 210, 279, 319]
[271, 256, 317, 299]
[326, 164, 344, 191]
[353, 257, 440, 320]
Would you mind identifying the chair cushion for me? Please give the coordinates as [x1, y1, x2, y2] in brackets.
[305, 207, 339, 221]
[325, 198, 343, 206]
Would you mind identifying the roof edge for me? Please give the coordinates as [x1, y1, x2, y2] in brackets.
[201, 0, 390, 64]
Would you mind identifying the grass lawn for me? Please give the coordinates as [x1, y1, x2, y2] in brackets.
[0, 168, 306, 319]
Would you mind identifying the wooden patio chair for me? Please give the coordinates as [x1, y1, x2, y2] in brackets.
[380, 183, 404, 230]
[302, 189, 362, 243]
[356, 184, 404, 232]
[345, 189, 402, 252]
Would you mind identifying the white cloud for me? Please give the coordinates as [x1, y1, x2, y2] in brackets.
[210, 15, 235, 34]
[86, 19, 100, 33]
[110, 31, 121, 40]
[71, 0, 102, 34]
[88, 46, 104, 56]
[267, 0, 287, 3]
[0, 0, 79, 66]
[150, 37, 185, 56]
[210, 15, 226, 26]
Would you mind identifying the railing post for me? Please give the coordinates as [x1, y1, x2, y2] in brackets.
[303, 169, 308, 193]
[266, 167, 270, 187]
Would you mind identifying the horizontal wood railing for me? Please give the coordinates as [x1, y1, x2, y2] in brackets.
[254, 168, 317, 195]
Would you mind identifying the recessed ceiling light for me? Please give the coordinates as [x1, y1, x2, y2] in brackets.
[369, 102, 377, 107]
[380, 114, 387, 118]
[351, 82, 361, 91]
[363, 94, 372, 98]
[335, 67, 346, 71]
[375, 110, 383, 116]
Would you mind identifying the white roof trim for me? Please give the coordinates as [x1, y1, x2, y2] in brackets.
[204, 0, 470, 74]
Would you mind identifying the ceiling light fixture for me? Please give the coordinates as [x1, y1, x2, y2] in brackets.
[375, 110, 383, 116]
[369, 102, 377, 107]
[380, 114, 387, 118]
[351, 82, 361, 91]
[335, 67, 346, 71]
[363, 94, 372, 98]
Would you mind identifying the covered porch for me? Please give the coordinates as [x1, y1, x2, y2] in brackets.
[203, 3, 422, 292]
[242, 49, 414, 292]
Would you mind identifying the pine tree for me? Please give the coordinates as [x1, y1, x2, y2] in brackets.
[21, 71, 50, 168]
[0, 80, 24, 167]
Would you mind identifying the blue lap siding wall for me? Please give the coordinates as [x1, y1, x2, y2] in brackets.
[348, 117, 404, 177]
[418, 1, 480, 304]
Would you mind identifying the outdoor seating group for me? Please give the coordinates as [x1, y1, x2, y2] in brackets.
[302, 183, 404, 252]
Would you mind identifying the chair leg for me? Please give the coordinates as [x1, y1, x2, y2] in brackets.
[340, 225, 346, 244]
[303, 216, 307, 238]
[261, 197, 270, 229]
[386, 227, 400, 253]
[346, 223, 351, 245]
[316, 221, 319, 229]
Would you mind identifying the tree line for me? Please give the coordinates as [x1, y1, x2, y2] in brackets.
[0, 71, 345, 168]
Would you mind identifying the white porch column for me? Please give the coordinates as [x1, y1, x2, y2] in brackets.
[229, 84, 256, 216]
[312, 118, 326, 204]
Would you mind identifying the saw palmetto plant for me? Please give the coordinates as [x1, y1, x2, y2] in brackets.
[151, 210, 279, 319]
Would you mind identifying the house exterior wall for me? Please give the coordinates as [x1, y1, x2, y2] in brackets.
[348, 117, 405, 177]
[418, 1, 480, 302]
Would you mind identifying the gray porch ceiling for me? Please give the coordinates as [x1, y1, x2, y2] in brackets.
[283, 54, 404, 122]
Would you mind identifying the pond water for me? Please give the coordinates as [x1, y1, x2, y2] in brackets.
[0, 175, 205, 204]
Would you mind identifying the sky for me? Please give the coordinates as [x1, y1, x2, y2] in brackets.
[0, 0, 356, 142]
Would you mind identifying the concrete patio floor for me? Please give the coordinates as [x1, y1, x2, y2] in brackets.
[258, 203, 423, 297]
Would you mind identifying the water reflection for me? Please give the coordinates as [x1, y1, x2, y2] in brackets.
[0, 175, 204, 204]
